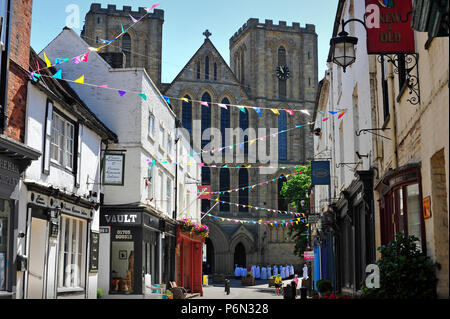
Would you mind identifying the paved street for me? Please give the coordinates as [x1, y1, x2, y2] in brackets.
[199, 279, 307, 299]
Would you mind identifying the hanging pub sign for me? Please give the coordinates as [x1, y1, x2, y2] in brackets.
[197, 185, 211, 200]
[311, 161, 331, 186]
[103, 153, 125, 186]
[365, 0, 415, 54]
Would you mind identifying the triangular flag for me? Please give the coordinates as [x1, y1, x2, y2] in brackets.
[301, 110, 311, 116]
[239, 106, 247, 113]
[74, 75, 85, 84]
[139, 93, 147, 101]
[163, 96, 171, 104]
[118, 90, 127, 97]
[72, 56, 81, 64]
[81, 52, 90, 62]
[338, 110, 347, 119]
[271, 109, 280, 115]
[129, 14, 139, 23]
[121, 24, 125, 33]
[99, 84, 108, 88]
[254, 107, 262, 117]
[285, 109, 295, 116]
[200, 101, 209, 107]
[181, 97, 189, 103]
[43, 52, 52, 68]
[218, 104, 228, 110]
[329, 111, 338, 115]
[323, 117, 329, 122]
[52, 69, 62, 80]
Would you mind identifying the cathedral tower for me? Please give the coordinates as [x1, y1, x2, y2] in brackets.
[81, 4, 164, 88]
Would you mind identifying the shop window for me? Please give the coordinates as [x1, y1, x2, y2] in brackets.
[167, 178, 173, 216]
[51, 112, 75, 170]
[58, 215, 87, 291]
[111, 241, 134, 293]
[382, 182, 425, 251]
[0, 199, 11, 291]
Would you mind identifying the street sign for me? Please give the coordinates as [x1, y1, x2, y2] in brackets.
[307, 215, 320, 223]
[304, 251, 314, 260]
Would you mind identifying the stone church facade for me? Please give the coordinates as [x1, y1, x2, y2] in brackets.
[82, 4, 318, 275]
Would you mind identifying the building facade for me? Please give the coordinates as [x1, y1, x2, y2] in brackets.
[0, 0, 41, 299]
[16, 49, 117, 299]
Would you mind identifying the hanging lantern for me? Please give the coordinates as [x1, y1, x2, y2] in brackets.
[330, 31, 358, 72]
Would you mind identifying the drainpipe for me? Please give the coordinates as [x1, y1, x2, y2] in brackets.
[0, 0, 12, 134]
[387, 61, 399, 169]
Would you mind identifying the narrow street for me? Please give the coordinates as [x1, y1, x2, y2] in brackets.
[199, 279, 307, 299]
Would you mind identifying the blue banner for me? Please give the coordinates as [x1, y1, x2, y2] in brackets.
[311, 161, 331, 186]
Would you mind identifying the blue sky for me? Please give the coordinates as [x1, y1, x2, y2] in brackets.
[31, 0, 337, 84]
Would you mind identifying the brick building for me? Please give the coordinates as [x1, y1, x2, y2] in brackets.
[0, 0, 40, 299]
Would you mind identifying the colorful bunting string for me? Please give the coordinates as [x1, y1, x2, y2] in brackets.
[201, 212, 308, 227]
[210, 198, 305, 216]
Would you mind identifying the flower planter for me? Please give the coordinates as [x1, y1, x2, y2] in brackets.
[241, 276, 255, 286]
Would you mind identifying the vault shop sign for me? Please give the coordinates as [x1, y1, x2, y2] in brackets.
[101, 212, 142, 226]
[365, 0, 415, 54]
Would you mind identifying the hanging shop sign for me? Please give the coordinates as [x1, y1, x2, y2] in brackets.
[304, 251, 315, 260]
[89, 231, 99, 273]
[365, 0, 415, 54]
[0, 155, 21, 198]
[103, 153, 125, 186]
[311, 161, 331, 186]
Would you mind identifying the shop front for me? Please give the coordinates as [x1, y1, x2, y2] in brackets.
[0, 137, 40, 299]
[99, 207, 176, 298]
[23, 182, 97, 299]
[176, 225, 204, 296]
[334, 170, 375, 295]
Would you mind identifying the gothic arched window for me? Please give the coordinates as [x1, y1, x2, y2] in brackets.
[197, 61, 201, 79]
[201, 167, 211, 212]
[122, 33, 131, 68]
[201, 92, 212, 149]
[205, 56, 210, 80]
[220, 98, 230, 148]
[240, 109, 249, 155]
[239, 169, 249, 212]
[181, 95, 192, 136]
[278, 175, 288, 212]
[278, 46, 287, 98]
[240, 51, 245, 84]
[214, 63, 217, 81]
[220, 168, 230, 212]
[278, 112, 288, 161]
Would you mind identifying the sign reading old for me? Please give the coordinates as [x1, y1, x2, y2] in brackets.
[365, 0, 415, 54]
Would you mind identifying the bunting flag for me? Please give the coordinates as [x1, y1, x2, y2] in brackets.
[129, 14, 139, 23]
[139, 93, 147, 101]
[43, 52, 52, 68]
[338, 110, 347, 119]
[285, 109, 295, 116]
[81, 52, 90, 62]
[30, 72, 41, 82]
[121, 24, 126, 34]
[72, 56, 81, 64]
[301, 110, 311, 116]
[99, 84, 108, 88]
[163, 96, 171, 104]
[329, 111, 338, 115]
[239, 107, 247, 113]
[181, 97, 189, 103]
[323, 117, 329, 122]
[52, 69, 62, 80]
[74, 75, 85, 84]
[254, 107, 262, 117]
[118, 90, 127, 97]
[211, 199, 304, 216]
[200, 101, 209, 107]
[218, 104, 228, 110]
[271, 108, 280, 115]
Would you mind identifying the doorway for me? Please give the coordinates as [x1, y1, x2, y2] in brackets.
[234, 242, 246, 268]
[204, 238, 214, 275]
[26, 216, 48, 299]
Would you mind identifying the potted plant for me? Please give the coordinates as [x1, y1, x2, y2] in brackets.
[192, 224, 210, 238]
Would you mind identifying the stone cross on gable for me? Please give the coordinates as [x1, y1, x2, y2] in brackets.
[203, 29, 212, 39]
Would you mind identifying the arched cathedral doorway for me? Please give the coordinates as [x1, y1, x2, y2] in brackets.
[234, 242, 246, 268]
[203, 237, 215, 275]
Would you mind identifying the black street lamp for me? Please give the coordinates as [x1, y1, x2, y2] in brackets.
[330, 30, 358, 73]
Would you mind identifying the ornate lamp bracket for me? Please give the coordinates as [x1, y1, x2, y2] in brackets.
[377, 53, 421, 106]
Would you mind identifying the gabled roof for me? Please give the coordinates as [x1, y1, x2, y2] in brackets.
[164, 38, 249, 99]
[29, 48, 118, 143]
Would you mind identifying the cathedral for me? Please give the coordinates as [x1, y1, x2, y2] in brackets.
[82, 4, 318, 275]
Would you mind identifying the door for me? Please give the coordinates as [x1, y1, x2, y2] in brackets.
[27, 217, 48, 299]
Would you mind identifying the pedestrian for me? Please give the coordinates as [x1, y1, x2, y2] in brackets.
[274, 274, 282, 296]
[273, 265, 278, 276]
[255, 265, 261, 279]
[303, 264, 309, 280]
[234, 264, 241, 279]
[261, 265, 267, 280]
[281, 265, 286, 279]
[267, 265, 272, 278]
[293, 274, 299, 287]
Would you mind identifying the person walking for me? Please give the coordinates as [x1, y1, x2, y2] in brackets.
[267, 265, 272, 278]
[235, 264, 241, 279]
[274, 274, 282, 296]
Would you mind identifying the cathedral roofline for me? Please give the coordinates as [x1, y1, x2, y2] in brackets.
[230, 18, 316, 47]
[88, 3, 164, 20]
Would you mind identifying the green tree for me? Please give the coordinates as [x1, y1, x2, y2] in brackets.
[280, 164, 311, 259]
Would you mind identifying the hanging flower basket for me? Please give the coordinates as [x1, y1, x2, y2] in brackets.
[179, 219, 209, 238]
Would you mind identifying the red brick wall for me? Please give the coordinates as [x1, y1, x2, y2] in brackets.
[4, 0, 33, 142]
